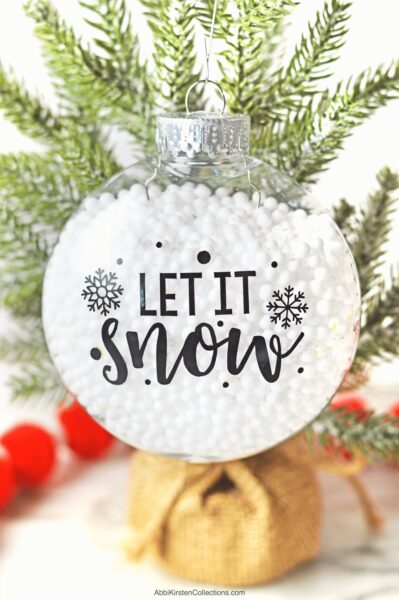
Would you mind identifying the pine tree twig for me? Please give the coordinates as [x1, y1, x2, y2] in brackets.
[79, 0, 153, 135]
[354, 272, 399, 370]
[311, 407, 399, 463]
[218, 0, 298, 116]
[25, 0, 116, 111]
[142, 0, 200, 111]
[0, 152, 80, 227]
[0, 62, 61, 139]
[259, 0, 351, 120]
[283, 62, 399, 183]
[26, 0, 152, 143]
[55, 123, 120, 193]
[8, 363, 65, 404]
[333, 197, 356, 238]
[350, 167, 399, 298]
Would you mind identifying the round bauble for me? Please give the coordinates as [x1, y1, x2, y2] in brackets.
[43, 112, 361, 462]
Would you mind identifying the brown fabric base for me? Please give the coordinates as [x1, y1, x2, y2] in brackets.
[126, 439, 322, 586]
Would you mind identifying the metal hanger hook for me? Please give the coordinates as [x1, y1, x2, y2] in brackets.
[185, 78, 226, 115]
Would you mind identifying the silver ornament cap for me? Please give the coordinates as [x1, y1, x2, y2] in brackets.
[156, 111, 250, 161]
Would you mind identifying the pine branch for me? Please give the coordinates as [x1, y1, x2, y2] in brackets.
[194, 0, 232, 38]
[0, 63, 61, 140]
[0, 152, 79, 228]
[350, 167, 399, 298]
[354, 272, 399, 369]
[311, 407, 399, 463]
[0, 318, 47, 363]
[8, 362, 65, 403]
[218, 0, 297, 115]
[25, 0, 114, 113]
[79, 0, 154, 139]
[142, 0, 200, 111]
[283, 62, 399, 183]
[333, 197, 356, 238]
[26, 0, 152, 143]
[0, 203, 49, 317]
[260, 0, 351, 119]
[55, 123, 119, 193]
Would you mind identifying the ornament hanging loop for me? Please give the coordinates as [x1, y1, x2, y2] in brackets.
[185, 0, 225, 115]
[185, 79, 226, 115]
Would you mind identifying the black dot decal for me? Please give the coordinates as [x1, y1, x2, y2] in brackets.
[271, 261, 278, 268]
[117, 258, 123, 265]
[298, 367, 304, 374]
[156, 242, 162, 248]
[145, 379, 151, 385]
[217, 320, 224, 327]
[90, 347, 101, 360]
[197, 250, 211, 264]
[223, 382, 229, 388]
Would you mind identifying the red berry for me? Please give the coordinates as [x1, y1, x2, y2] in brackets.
[328, 394, 370, 461]
[0, 449, 17, 509]
[389, 401, 399, 418]
[58, 400, 115, 460]
[1, 424, 56, 488]
[331, 393, 369, 419]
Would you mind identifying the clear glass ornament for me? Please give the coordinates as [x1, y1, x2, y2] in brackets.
[42, 111, 361, 462]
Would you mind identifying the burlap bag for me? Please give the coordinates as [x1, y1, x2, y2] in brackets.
[126, 439, 321, 586]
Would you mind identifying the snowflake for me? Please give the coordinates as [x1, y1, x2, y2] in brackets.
[81, 268, 124, 316]
[267, 285, 309, 329]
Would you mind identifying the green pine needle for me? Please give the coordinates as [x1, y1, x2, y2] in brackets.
[264, 0, 351, 112]
[310, 407, 399, 463]
[286, 62, 399, 183]
[350, 167, 399, 298]
[0, 63, 61, 139]
[141, 0, 200, 111]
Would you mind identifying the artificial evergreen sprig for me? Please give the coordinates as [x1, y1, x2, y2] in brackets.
[355, 273, 399, 370]
[0, 317, 64, 403]
[310, 408, 399, 463]
[283, 62, 399, 182]
[332, 197, 356, 237]
[331, 167, 399, 373]
[216, 0, 297, 116]
[0, 63, 61, 140]
[142, 0, 200, 112]
[261, 0, 351, 117]
[350, 167, 399, 299]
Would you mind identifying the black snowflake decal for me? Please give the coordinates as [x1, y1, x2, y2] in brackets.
[81, 268, 124, 316]
[267, 285, 309, 329]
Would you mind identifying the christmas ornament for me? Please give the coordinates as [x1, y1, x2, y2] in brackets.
[0, 448, 17, 509]
[43, 109, 361, 462]
[1, 424, 56, 487]
[58, 399, 115, 459]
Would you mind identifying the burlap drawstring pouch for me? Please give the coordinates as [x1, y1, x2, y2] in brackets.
[126, 439, 322, 586]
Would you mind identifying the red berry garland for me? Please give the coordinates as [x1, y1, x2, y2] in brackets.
[1, 424, 57, 487]
[58, 399, 115, 460]
[0, 401, 119, 513]
[0, 449, 17, 509]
